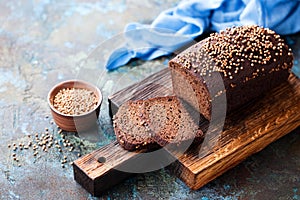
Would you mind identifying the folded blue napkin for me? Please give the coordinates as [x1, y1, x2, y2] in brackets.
[106, 0, 300, 74]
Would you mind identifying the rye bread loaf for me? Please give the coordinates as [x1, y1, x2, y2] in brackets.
[113, 96, 204, 151]
[169, 25, 294, 121]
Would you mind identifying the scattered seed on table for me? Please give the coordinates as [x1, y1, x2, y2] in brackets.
[7, 126, 85, 169]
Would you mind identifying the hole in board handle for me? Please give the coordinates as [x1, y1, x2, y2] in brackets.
[97, 156, 106, 163]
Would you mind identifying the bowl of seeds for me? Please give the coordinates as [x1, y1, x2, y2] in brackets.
[48, 80, 102, 132]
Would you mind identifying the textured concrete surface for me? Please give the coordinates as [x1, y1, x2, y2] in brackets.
[0, 1, 299, 199]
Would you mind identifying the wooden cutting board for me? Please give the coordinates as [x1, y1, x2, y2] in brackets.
[73, 68, 300, 196]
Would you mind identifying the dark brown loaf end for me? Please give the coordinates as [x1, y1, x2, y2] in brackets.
[113, 96, 205, 151]
[169, 25, 294, 121]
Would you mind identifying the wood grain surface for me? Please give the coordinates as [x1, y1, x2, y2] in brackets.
[170, 74, 300, 189]
[73, 141, 140, 196]
[73, 68, 300, 195]
[108, 68, 173, 118]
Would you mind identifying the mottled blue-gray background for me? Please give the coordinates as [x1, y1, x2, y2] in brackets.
[0, 1, 299, 199]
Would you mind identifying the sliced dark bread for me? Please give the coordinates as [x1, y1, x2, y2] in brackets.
[113, 96, 204, 151]
[146, 96, 203, 147]
[113, 100, 158, 151]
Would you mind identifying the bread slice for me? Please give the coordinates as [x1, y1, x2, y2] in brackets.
[113, 100, 158, 151]
[113, 96, 204, 151]
[146, 96, 203, 147]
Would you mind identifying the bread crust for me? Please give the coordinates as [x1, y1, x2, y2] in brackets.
[113, 96, 205, 151]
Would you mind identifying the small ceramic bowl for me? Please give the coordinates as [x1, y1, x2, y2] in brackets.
[47, 80, 102, 132]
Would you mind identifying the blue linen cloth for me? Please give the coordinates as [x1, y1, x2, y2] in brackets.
[106, 0, 300, 73]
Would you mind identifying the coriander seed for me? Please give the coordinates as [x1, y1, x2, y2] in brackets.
[53, 88, 98, 115]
